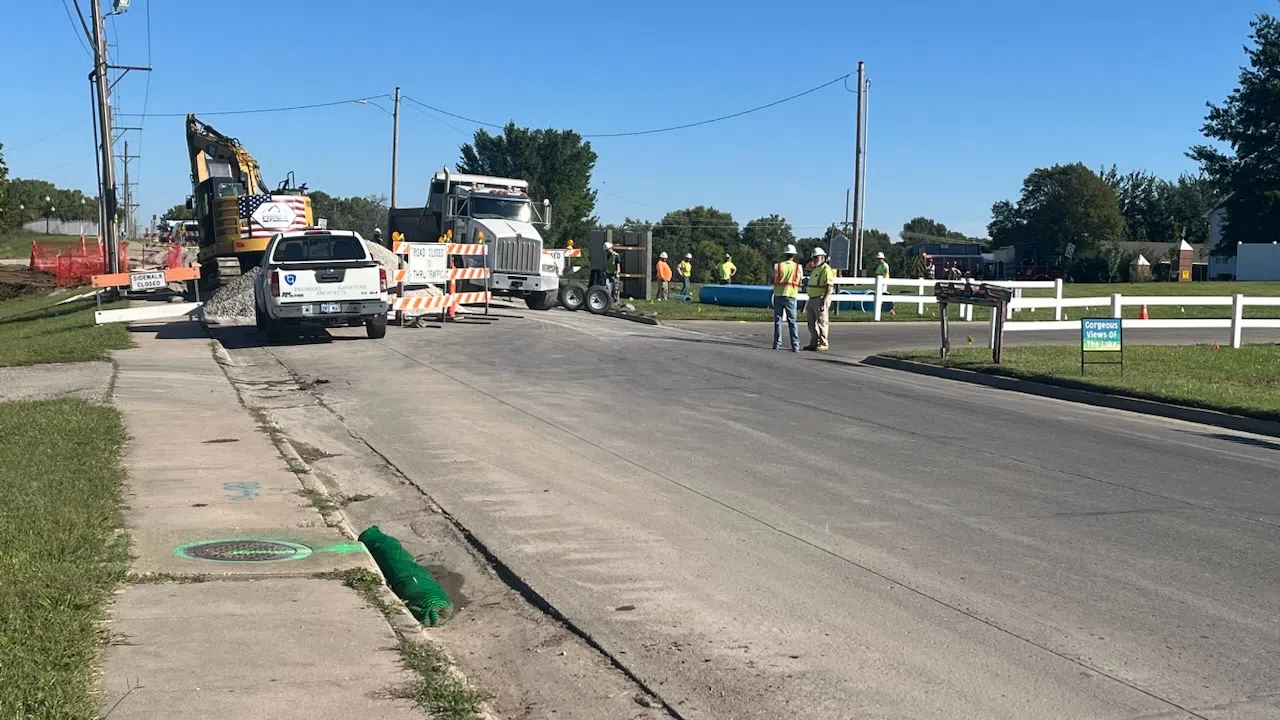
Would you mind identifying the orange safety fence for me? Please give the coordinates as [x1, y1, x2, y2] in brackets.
[30, 236, 132, 288]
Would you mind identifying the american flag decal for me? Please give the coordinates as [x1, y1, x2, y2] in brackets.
[233, 194, 310, 239]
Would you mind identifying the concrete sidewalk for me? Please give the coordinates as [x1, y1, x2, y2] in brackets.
[98, 323, 422, 719]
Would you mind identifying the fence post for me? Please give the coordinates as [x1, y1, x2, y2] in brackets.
[873, 276, 884, 321]
[917, 283, 925, 315]
[1110, 293, 1122, 319]
[1054, 278, 1064, 321]
[987, 308, 997, 348]
[1231, 294, 1244, 349]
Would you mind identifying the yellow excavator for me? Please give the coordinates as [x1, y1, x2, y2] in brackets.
[185, 113, 313, 287]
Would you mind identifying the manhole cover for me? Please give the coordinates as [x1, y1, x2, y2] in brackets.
[175, 539, 313, 563]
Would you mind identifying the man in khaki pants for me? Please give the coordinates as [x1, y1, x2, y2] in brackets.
[803, 247, 835, 351]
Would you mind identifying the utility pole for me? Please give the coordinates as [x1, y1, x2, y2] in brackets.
[90, 0, 119, 272]
[390, 86, 401, 209]
[852, 61, 867, 277]
[122, 140, 134, 238]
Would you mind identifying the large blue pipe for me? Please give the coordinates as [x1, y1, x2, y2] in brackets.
[697, 285, 894, 312]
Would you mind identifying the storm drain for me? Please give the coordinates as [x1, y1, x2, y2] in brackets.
[175, 539, 313, 562]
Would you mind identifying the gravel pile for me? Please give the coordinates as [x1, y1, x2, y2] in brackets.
[203, 266, 260, 320]
[366, 241, 402, 274]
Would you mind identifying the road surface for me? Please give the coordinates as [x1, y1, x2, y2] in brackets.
[221, 311, 1280, 719]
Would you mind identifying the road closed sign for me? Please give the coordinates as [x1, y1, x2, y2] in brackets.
[407, 244, 448, 284]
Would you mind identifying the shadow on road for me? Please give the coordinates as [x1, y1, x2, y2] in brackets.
[1192, 432, 1280, 452]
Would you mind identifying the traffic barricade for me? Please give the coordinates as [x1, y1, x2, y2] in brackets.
[390, 241, 492, 325]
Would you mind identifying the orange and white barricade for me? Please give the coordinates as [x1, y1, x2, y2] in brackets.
[390, 241, 491, 324]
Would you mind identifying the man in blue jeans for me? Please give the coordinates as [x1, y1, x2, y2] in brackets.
[771, 244, 804, 351]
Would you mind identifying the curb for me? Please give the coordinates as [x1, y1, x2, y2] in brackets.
[212, 343, 498, 720]
[862, 355, 1280, 439]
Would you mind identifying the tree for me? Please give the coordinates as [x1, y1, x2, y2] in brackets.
[727, 243, 767, 284]
[307, 191, 387, 239]
[458, 123, 597, 248]
[1099, 167, 1218, 243]
[650, 206, 739, 283]
[988, 163, 1127, 259]
[1189, 12, 1280, 252]
[899, 217, 969, 247]
[161, 203, 195, 222]
[740, 214, 795, 259]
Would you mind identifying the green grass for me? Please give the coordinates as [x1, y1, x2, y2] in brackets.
[626, 280, 1280, 323]
[0, 291, 131, 367]
[0, 399, 128, 720]
[888, 344, 1280, 421]
[0, 232, 83, 260]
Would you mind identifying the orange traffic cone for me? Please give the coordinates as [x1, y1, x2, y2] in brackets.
[1138, 304, 1149, 320]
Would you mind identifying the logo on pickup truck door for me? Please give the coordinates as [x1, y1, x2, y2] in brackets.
[284, 273, 297, 285]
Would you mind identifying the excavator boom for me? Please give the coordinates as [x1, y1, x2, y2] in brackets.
[186, 113, 269, 195]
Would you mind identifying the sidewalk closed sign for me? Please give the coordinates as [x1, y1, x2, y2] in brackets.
[1081, 317, 1123, 374]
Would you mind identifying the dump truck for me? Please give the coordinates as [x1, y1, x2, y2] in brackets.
[185, 113, 314, 287]
[386, 169, 562, 310]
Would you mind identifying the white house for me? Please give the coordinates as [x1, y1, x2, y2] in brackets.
[1204, 193, 1232, 251]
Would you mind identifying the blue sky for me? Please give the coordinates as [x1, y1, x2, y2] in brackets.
[0, 0, 1267, 240]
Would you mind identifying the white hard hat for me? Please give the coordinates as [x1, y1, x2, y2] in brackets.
[604, 241, 613, 249]
[876, 251, 886, 259]
[685, 253, 693, 259]
[812, 247, 827, 256]
[373, 227, 381, 233]
[784, 244, 798, 255]
[659, 251, 668, 258]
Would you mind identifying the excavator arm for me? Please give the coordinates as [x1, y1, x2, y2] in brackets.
[186, 113, 269, 195]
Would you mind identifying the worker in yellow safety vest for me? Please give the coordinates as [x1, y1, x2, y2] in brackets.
[803, 247, 835, 351]
[771, 244, 804, 351]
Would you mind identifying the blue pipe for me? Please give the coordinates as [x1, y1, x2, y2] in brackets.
[697, 285, 894, 313]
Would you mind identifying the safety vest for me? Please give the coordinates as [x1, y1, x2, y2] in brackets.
[806, 262, 835, 298]
[773, 260, 803, 298]
[656, 261, 672, 281]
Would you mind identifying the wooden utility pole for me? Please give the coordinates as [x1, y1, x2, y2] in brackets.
[90, 0, 119, 271]
[391, 86, 401, 209]
[852, 62, 868, 277]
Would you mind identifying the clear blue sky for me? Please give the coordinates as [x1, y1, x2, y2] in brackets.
[0, 0, 1267, 240]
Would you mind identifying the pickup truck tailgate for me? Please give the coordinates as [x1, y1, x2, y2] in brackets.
[275, 264, 383, 303]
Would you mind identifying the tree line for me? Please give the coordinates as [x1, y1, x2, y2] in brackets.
[0, 146, 100, 234]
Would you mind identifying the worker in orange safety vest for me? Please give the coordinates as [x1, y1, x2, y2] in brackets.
[771, 244, 804, 351]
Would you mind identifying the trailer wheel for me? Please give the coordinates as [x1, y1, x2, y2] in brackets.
[525, 289, 558, 311]
[585, 285, 611, 314]
[559, 283, 586, 311]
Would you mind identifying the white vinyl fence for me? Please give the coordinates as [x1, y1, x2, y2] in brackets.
[823, 277, 1280, 349]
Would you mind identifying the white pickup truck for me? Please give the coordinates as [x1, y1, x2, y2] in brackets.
[253, 229, 389, 340]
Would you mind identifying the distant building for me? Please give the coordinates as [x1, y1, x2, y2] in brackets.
[1204, 193, 1232, 253]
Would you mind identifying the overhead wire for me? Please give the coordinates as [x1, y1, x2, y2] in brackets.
[400, 72, 851, 139]
[116, 94, 392, 117]
[60, 0, 91, 55]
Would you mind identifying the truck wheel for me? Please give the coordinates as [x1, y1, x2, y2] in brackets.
[558, 284, 586, 311]
[254, 303, 266, 332]
[525, 289, 558, 311]
[585, 285, 611, 315]
[366, 314, 388, 339]
[263, 317, 282, 344]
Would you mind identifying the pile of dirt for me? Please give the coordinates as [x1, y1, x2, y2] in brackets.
[0, 265, 56, 302]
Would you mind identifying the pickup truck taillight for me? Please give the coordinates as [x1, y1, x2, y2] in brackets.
[379, 267, 388, 292]
[269, 270, 280, 297]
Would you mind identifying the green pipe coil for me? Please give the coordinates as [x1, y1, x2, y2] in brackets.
[358, 525, 453, 626]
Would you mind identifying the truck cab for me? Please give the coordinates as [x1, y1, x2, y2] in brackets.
[387, 170, 561, 310]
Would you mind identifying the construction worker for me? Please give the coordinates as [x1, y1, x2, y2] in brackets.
[771, 244, 804, 352]
[604, 240, 622, 301]
[873, 251, 890, 279]
[718, 253, 737, 284]
[678, 253, 693, 297]
[372, 227, 383, 247]
[655, 251, 672, 301]
[804, 247, 835, 351]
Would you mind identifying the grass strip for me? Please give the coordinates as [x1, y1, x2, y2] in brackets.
[887, 344, 1280, 421]
[0, 399, 128, 719]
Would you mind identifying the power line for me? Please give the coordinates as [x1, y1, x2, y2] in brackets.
[402, 72, 852, 139]
[116, 94, 391, 117]
[59, 0, 91, 55]
[401, 101, 468, 135]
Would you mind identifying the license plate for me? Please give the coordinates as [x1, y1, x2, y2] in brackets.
[128, 271, 166, 292]
[320, 303, 341, 314]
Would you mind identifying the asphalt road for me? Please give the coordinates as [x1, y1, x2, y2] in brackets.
[228, 310, 1280, 719]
